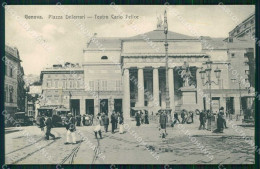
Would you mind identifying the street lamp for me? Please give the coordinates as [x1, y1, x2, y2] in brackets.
[231, 78, 242, 116]
[164, 10, 171, 114]
[199, 59, 221, 130]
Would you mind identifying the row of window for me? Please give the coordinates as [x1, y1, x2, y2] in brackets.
[5, 65, 14, 78]
[5, 85, 15, 103]
[46, 74, 83, 78]
[88, 80, 122, 91]
[230, 53, 249, 59]
[235, 19, 254, 34]
[46, 80, 82, 89]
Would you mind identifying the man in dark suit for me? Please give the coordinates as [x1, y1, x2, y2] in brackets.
[103, 114, 109, 132]
[199, 110, 206, 130]
[45, 114, 55, 140]
[111, 111, 116, 133]
[181, 110, 185, 124]
[159, 111, 167, 138]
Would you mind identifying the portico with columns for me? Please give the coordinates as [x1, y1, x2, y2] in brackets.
[80, 19, 252, 118]
[121, 53, 209, 116]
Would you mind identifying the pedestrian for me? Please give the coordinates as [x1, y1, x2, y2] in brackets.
[101, 112, 105, 126]
[93, 115, 102, 139]
[206, 110, 212, 130]
[141, 111, 145, 124]
[214, 107, 225, 133]
[135, 111, 141, 126]
[39, 114, 45, 133]
[221, 107, 228, 129]
[103, 114, 109, 132]
[119, 113, 124, 134]
[45, 114, 55, 140]
[159, 110, 167, 138]
[114, 112, 119, 129]
[199, 110, 206, 130]
[76, 114, 81, 126]
[181, 110, 185, 124]
[82, 114, 86, 126]
[171, 111, 179, 127]
[111, 111, 116, 133]
[144, 111, 149, 124]
[64, 113, 76, 144]
[190, 111, 194, 123]
[90, 114, 94, 125]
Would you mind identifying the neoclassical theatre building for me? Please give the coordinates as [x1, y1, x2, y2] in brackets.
[40, 19, 254, 117]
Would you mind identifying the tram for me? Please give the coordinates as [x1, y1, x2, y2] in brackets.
[37, 107, 70, 127]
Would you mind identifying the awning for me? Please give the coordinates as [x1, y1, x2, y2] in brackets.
[56, 108, 70, 112]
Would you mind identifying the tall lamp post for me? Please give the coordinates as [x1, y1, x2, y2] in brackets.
[231, 78, 242, 116]
[164, 10, 170, 113]
[199, 58, 221, 130]
[231, 69, 249, 117]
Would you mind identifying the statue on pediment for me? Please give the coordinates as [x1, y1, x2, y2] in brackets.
[180, 62, 193, 87]
[157, 15, 163, 29]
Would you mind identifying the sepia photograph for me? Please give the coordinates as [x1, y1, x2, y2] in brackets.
[3, 4, 256, 165]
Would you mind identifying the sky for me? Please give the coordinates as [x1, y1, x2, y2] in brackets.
[5, 5, 255, 76]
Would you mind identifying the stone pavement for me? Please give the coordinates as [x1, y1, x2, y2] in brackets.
[5, 114, 255, 164]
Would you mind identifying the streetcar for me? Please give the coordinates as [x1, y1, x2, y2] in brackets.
[55, 108, 70, 126]
[14, 112, 34, 126]
[36, 107, 65, 127]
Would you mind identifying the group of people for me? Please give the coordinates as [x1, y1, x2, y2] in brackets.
[38, 110, 125, 144]
[197, 107, 228, 133]
[135, 110, 149, 126]
[155, 107, 230, 139]
[75, 114, 93, 126]
[39, 114, 56, 141]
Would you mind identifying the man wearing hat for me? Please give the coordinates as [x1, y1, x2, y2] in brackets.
[216, 107, 225, 133]
[64, 113, 77, 144]
[45, 113, 55, 140]
[159, 110, 167, 138]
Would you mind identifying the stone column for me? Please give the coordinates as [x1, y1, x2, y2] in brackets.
[94, 98, 99, 117]
[234, 96, 240, 115]
[168, 67, 175, 111]
[80, 98, 86, 115]
[153, 66, 160, 108]
[196, 68, 204, 110]
[137, 67, 144, 107]
[123, 68, 130, 116]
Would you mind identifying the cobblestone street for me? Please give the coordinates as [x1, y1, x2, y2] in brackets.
[5, 116, 255, 164]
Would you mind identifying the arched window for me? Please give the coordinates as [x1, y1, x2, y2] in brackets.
[101, 56, 108, 60]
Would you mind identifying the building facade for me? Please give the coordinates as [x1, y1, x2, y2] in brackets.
[4, 45, 25, 125]
[40, 22, 254, 118]
[225, 13, 255, 42]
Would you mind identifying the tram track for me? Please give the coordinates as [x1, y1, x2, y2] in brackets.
[9, 138, 57, 164]
[6, 137, 44, 155]
[7, 130, 61, 164]
[91, 137, 100, 164]
[60, 141, 83, 164]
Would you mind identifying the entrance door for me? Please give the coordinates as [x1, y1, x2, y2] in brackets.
[70, 99, 80, 116]
[212, 97, 220, 114]
[86, 99, 94, 116]
[100, 99, 108, 115]
[114, 99, 122, 113]
[226, 97, 234, 114]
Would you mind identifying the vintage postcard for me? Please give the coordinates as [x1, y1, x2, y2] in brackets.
[3, 4, 256, 165]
